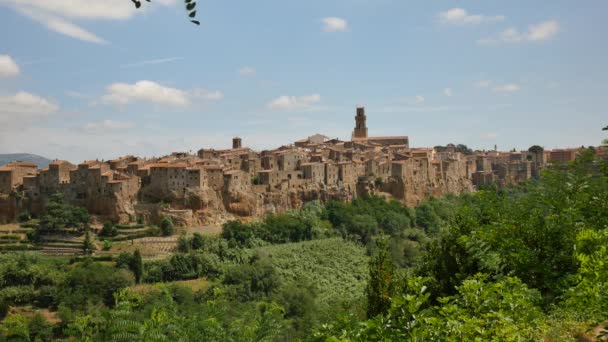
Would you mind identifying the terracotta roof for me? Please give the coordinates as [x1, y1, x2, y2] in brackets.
[50, 160, 70, 166]
[79, 160, 98, 166]
[149, 163, 188, 169]
[9, 161, 38, 168]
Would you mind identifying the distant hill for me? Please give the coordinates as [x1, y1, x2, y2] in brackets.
[0, 153, 52, 168]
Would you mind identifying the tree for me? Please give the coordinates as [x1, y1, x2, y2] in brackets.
[191, 232, 204, 250]
[83, 230, 95, 254]
[160, 217, 175, 236]
[39, 193, 89, 231]
[100, 222, 118, 237]
[130, 250, 143, 284]
[131, 0, 201, 25]
[366, 239, 395, 318]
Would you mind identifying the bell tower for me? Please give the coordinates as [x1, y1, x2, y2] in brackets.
[352, 107, 368, 139]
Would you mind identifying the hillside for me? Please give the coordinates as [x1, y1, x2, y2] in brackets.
[0, 153, 51, 168]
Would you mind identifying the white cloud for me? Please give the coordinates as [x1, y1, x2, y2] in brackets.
[102, 80, 189, 106]
[268, 94, 321, 110]
[527, 20, 559, 41]
[1, 0, 176, 44]
[16, 7, 107, 44]
[443, 88, 453, 97]
[121, 57, 183, 68]
[438, 8, 504, 25]
[0, 55, 20, 77]
[493, 84, 521, 93]
[0, 0, 176, 20]
[0, 91, 59, 130]
[322, 17, 348, 32]
[83, 120, 135, 133]
[478, 20, 559, 45]
[415, 95, 425, 104]
[192, 88, 224, 101]
[501, 27, 523, 43]
[239, 66, 256, 76]
[475, 80, 492, 88]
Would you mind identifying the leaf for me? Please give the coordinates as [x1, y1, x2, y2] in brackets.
[189, 10, 196, 18]
[131, 0, 141, 9]
[186, 2, 196, 10]
[191, 20, 201, 25]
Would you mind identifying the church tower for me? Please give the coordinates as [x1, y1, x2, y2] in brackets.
[352, 107, 368, 139]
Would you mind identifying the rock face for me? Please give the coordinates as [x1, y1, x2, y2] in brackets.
[0, 160, 473, 226]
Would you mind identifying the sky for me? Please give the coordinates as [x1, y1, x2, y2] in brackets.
[0, 0, 606, 163]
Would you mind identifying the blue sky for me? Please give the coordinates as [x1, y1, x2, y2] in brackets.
[0, 0, 606, 162]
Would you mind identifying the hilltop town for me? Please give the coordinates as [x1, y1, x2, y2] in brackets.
[0, 107, 599, 226]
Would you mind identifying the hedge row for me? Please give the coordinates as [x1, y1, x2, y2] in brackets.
[109, 230, 154, 242]
[115, 224, 145, 229]
[0, 244, 42, 252]
[0, 235, 21, 241]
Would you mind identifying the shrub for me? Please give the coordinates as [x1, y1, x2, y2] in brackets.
[160, 218, 174, 236]
[17, 211, 31, 223]
[100, 222, 118, 237]
[102, 240, 113, 251]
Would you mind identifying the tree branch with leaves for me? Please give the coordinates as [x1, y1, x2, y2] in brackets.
[131, 0, 200, 25]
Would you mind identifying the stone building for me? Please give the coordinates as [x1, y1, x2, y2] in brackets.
[0, 161, 38, 194]
[352, 107, 368, 139]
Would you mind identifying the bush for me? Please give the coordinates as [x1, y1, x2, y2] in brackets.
[102, 240, 113, 251]
[17, 211, 31, 223]
[160, 218, 174, 236]
[223, 259, 281, 301]
[100, 222, 118, 237]
[191, 233, 205, 250]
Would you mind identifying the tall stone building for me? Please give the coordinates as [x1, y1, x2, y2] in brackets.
[233, 137, 242, 149]
[352, 107, 368, 139]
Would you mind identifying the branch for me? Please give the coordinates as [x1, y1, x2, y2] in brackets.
[131, 0, 200, 25]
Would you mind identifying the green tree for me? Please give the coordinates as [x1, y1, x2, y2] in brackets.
[160, 217, 174, 236]
[0, 314, 29, 341]
[191, 232, 205, 250]
[100, 222, 118, 237]
[39, 193, 89, 231]
[130, 250, 143, 284]
[366, 239, 395, 318]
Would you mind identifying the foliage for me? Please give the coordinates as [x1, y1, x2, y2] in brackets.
[366, 238, 396, 318]
[99, 223, 117, 238]
[223, 258, 281, 301]
[255, 238, 368, 311]
[17, 211, 31, 223]
[102, 240, 113, 251]
[160, 217, 174, 236]
[222, 206, 329, 247]
[61, 261, 134, 310]
[131, 0, 201, 25]
[39, 193, 89, 231]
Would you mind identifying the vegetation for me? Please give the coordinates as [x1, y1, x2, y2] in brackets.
[38, 193, 89, 232]
[1, 152, 608, 340]
[160, 217, 175, 236]
[131, 0, 201, 25]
